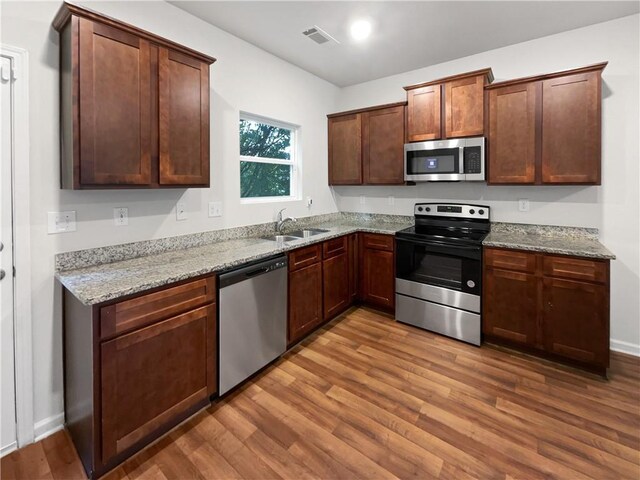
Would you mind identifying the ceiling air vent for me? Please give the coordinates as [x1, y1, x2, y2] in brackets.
[302, 26, 339, 45]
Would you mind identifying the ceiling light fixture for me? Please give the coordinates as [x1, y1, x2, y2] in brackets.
[350, 20, 372, 41]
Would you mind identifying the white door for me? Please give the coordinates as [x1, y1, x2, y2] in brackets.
[0, 54, 17, 456]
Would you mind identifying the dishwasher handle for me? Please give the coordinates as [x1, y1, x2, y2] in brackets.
[219, 256, 288, 288]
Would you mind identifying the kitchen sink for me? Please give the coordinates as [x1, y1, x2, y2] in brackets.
[260, 235, 299, 242]
[289, 228, 330, 238]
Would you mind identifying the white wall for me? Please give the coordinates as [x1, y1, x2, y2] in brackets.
[1, 0, 339, 436]
[335, 15, 640, 356]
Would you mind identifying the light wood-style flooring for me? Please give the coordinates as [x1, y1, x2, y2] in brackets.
[2, 307, 639, 479]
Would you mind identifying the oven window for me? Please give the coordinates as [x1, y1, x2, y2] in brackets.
[407, 148, 459, 175]
[414, 253, 462, 289]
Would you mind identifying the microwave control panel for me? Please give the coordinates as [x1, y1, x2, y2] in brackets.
[463, 146, 483, 174]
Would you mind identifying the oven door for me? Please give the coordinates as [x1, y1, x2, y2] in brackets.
[395, 237, 482, 296]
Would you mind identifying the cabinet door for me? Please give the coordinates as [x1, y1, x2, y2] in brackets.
[348, 234, 359, 303]
[541, 71, 601, 184]
[445, 75, 485, 138]
[488, 82, 539, 184]
[288, 262, 323, 345]
[406, 85, 441, 141]
[542, 277, 609, 367]
[101, 305, 215, 463]
[159, 48, 210, 186]
[483, 267, 539, 347]
[78, 19, 152, 185]
[328, 114, 362, 185]
[323, 253, 350, 320]
[361, 248, 395, 310]
[362, 106, 405, 184]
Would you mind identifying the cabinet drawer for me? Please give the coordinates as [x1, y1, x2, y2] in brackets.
[543, 255, 608, 284]
[362, 233, 394, 252]
[289, 244, 322, 272]
[323, 236, 348, 259]
[100, 276, 216, 340]
[485, 248, 536, 273]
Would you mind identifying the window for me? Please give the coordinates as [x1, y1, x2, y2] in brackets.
[239, 113, 299, 201]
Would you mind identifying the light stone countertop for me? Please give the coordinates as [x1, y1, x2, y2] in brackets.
[483, 223, 615, 260]
[56, 220, 412, 306]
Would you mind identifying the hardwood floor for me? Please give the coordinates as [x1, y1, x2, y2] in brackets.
[2, 307, 639, 479]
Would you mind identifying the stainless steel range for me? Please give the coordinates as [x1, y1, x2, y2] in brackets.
[395, 203, 490, 345]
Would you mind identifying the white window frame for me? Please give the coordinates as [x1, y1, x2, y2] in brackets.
[239, 112, 301, 204]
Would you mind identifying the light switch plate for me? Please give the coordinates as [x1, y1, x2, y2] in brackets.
[388, 196, 395, 206]
[518, 199, 530, 212]
[114, 207, 128, 226]
[176, 202, 187, 221]
[48, 211, 77, 234]
[208, 201, 223, 217]
[359, 195, 366, 205]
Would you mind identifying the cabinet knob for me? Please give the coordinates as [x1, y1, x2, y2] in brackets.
[548, 301, 553, 309]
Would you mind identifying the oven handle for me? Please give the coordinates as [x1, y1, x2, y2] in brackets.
[395, 236, 482, 252]
[395, 237, 483, 261]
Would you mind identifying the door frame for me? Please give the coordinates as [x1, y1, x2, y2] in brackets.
[1, 44, 33, 449]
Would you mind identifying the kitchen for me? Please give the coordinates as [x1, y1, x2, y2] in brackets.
[2, 1, 640, 478]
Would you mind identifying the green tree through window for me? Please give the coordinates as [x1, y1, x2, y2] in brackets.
[240, 116, 297, 198]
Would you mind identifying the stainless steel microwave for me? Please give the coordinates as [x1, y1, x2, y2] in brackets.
[404, 137, 485, 182]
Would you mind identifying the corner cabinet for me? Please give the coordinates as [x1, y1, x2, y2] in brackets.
[53, 2, 215, 189]
[486, 63, 606, 185]
[63, 276, 217, 478]
[483, 247, 610, 375]
[328, 103, 406, 185]
[404, 68, 494, 141]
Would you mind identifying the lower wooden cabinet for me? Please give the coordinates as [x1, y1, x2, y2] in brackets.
[483, 247, 610, 374]
[63, 276, 217, 478]
[348, 233, 359, 302]
[360, 233, 395, 310]
[288, 260, 323, 345]
[323, 249, 350, 320]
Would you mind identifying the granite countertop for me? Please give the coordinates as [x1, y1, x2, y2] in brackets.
[483, 223, 615, 260]
[56, 218, 412, 306]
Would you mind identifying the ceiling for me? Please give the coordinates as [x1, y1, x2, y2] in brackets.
[170, 1, 640, 87]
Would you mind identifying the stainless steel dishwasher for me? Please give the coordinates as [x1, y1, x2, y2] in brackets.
[218, 255, 287, 395]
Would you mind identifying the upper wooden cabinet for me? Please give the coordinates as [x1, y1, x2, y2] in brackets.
[53, 2, 215, 189]
[404, 68, 493, 141]
[328, 103, 405, 185]
[328, 113, 362, 185]
[487, 63, 606, 185]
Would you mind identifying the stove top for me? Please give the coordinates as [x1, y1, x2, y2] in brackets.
[395, 203, 490, 246]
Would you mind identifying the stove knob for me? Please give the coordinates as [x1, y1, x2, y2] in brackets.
[469, 209, 475, 215]
[479, 209, 485, 215]
[425, 207, 431, 212]
[417, 206, 423, 212]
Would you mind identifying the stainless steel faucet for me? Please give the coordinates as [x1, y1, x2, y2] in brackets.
[276, 208, 297, 233]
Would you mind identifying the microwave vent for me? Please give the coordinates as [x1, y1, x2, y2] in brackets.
[302, 26, 339, 45]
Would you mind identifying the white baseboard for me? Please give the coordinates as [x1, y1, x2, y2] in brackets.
[610, 339, 640, 357]
[1, 441, 17, 458]
[33, 413, 65, 442]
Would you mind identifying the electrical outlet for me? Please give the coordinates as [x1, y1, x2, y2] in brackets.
[208, 201, 223, 217]
[359, 195, 366, 205]
[114, 207, 128, 226]
[388, 196, 395, 206]
[518, 199, 530, 212]
[176, 202, 187, 221]
[48, 211, 77, 234]
[306, 196, 313, 208]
